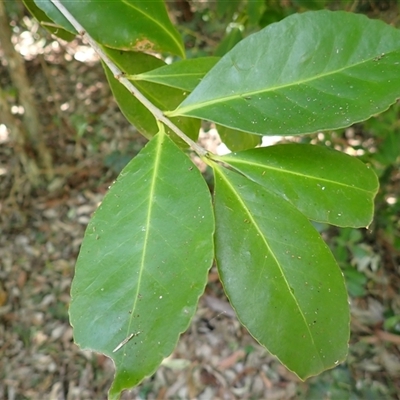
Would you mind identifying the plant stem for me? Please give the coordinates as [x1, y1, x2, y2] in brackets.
[49, 0, 208, 156]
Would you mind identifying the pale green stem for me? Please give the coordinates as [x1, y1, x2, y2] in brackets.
[49, 0, 208, 157]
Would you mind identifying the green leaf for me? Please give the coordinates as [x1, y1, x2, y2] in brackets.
[102, 48, 200, 144]
[132, 57, 220, 92]
[217, 125, 261, 152]
[214, 26, 243, 57]
[212, 164, 350, 380]
[216, 0, 242, 19]
[168, 11, 400, 135]
[69, 131, 214, 397]
[217, 144, 379, 227]
[247, 0, 267, 26]
[33, 0, 184, 57]
[23, 0, 75, 41]
[258, 3, 286, 28]
[32, 0, 75, 32]
[295, 0, 327, 10]
[342, 268, 367, 298]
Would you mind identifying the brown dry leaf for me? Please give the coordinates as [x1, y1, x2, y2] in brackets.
[16, 270, 27, 289]
[218, 349, 246, 370]
[376, 330, 400, 345]
[0, 283, 7, 307]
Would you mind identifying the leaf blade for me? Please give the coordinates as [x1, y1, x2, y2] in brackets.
[133, 57, 220, 92]
[169, 11, 400, 135]
[69, 133, 214, 396]
[218, 144, 379, 227]
[22, 0, 75, 41]
[33, 0, 184, 56]
[217, 125, 261, 152]
[213, 165, 350, 379]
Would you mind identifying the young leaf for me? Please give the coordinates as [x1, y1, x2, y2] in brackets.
[216, 144, 379, 227]
[33, 0, 184, 57]
[168, 11, 400, 135]
[212, 164, 350, 380]
[102, 49, 200, 144]
[69, 132, 214, 398]
[132, 57, 220, 92]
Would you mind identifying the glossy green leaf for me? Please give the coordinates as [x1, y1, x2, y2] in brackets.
[69, 131, 214, 398]
[217, 144, 379, 227]
[131, 57, 220, 92]
[213, 164, 350, 380]
[168, 11, 400, 135]
[33, 0, 184, 57]
[217, 125, 261, 152]
[102, 48, 200, 144]
[22, 0, 75, 41]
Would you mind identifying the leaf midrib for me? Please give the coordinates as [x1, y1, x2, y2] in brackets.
[139, 71, 205, 80]
[215, 165, 323, 365]
[125, 133, 164, 337]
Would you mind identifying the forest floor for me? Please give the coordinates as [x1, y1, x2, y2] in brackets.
[1, 13, 400, 400]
